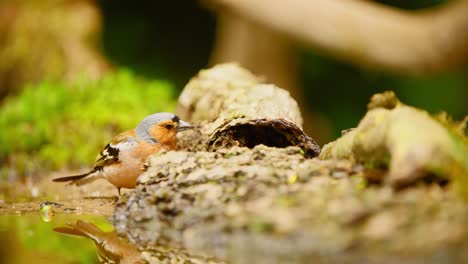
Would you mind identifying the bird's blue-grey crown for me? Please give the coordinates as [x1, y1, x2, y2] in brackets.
[135, 112, 192, 142]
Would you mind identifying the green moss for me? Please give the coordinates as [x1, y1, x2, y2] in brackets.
[0, 69, 176, 179]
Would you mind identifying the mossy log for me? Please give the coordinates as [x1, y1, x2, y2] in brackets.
[176, 63, 320, 157]
[113, 146, 468, 264]
[320, 91, 468, 191]
[112, 66, 468, 264]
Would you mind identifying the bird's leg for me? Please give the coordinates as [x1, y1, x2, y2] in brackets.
[114, 187, 123, 204]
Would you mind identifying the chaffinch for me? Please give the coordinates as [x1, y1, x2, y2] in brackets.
[53, 112, 193, 196]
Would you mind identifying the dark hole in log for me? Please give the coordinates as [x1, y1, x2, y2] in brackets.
[228, 123, 292, 148]
[210, 119, 321, 157]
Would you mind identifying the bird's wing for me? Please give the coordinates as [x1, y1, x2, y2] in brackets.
[94, 130, 137, 171]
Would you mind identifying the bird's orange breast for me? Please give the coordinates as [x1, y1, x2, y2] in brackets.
[104, 142, 167, 189]
[134, 141, 170, 159]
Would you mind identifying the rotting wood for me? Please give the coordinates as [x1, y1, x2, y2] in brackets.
[176, 63, 321, 157]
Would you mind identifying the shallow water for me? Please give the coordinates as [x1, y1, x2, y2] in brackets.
[0, 213, 113, 264]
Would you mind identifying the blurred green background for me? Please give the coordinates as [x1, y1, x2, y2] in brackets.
[0, 0, 466, 180]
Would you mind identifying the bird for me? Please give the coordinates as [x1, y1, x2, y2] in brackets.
[54, 220, 145, 264]
[52, 112, 193, 196]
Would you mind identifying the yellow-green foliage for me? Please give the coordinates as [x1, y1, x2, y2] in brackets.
[0, 70, 176, 179]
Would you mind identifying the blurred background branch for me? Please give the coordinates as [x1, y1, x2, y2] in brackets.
[206, 0, 468, 74]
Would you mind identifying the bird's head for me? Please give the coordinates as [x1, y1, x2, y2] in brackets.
[135, 112, 193, 146]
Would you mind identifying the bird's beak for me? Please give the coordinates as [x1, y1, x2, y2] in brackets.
[177, 120, 194, 132]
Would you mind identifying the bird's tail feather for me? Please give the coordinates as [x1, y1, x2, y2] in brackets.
[52, 170, 101, 186]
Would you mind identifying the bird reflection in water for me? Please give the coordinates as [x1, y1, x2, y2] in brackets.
[54, 220, 146, 264]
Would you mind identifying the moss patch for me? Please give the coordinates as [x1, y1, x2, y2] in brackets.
[0, 69, 176, 179]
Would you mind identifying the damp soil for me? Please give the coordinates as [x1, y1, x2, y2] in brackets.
[0, 171, 119, 216]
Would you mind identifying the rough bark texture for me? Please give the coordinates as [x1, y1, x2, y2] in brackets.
[113, 146, 468, 264]
[112, 65, 468, 264]
[176, 63, 320, 157]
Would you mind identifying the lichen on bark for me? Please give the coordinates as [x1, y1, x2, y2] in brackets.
[112, 66, 468, 264]
[176, 63, 320, 157]
[320, 91, 468, 192]
[113, 146, 468, 264]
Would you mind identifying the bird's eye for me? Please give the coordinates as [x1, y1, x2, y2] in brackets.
[164, 124, 174, 130]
